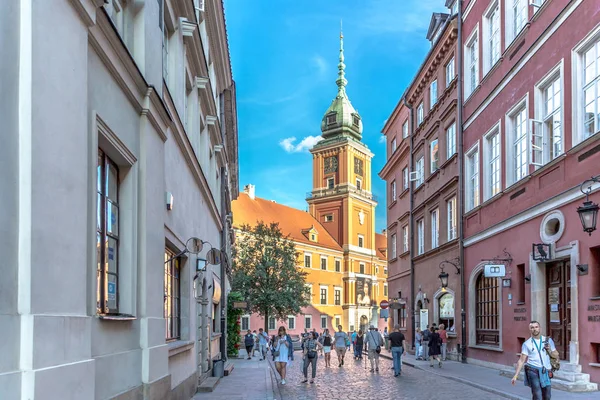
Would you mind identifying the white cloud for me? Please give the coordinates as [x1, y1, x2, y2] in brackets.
[279, 135, 323, 153]
[312, 55, 328, 78]
[379, 135, 386, 143]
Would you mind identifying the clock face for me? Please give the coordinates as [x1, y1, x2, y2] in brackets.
[324, 156, 338, 173]
[354, 157, 364, 176]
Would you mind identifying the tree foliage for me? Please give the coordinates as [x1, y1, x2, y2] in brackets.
[232, 221, 309, 331]
[226, 291, 244, 357]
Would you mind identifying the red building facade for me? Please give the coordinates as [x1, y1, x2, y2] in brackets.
[461, 0, 600, 389]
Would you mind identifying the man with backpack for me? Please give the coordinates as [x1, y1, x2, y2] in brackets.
[422, 324, 431, 361]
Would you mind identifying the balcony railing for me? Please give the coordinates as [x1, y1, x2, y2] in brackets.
[306, 186, 378, 202]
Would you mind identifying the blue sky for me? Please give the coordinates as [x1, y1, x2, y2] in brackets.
[224, 0, 445, 231]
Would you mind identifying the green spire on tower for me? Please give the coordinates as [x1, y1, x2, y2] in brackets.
[336, 20, 347, 97]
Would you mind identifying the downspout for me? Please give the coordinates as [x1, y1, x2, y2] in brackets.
[457, 1, 467, 364]
[220, 166, 228, 362]
[403, 96, 415, 350]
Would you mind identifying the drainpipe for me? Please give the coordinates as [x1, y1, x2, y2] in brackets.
[403, 96, 415, 350]
[220, 166, 228, 362]
[457, 0, 467, 364]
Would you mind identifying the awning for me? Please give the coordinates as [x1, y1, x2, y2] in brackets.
[212, 276, 222, 304]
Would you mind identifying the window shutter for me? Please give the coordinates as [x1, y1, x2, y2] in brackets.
[530, 119, 544, 168]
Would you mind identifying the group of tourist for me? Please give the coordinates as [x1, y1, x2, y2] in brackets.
[414, 323, 447, 368]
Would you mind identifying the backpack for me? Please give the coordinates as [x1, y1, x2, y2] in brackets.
[423, 329, 431, 341]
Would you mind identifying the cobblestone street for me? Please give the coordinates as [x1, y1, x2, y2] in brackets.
[271, 354, 505, 400]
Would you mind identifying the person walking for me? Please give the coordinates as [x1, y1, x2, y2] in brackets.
[286, 331, 294, 362]
[355, 330, 364, 360]
[438, 324, 448, 361]
[511, 320, 558, 400]
[383, 327, 390, 351]
[258, 328, 269, 361]
[422, 324, 431, 361]
[351, 330, 357, 355]
[301, 331, 323, 384]
[322, 329, 333, 367]
[251, 330, 259, 356]
[366, 325, 383, 372]
[428, 326, 442, 368]
[273, 326, 291, 385]
[244, 330, 254, 360]
[334, 325, 349, 367]
[389, 324, 406, 377]
[415, 328, 423, 360]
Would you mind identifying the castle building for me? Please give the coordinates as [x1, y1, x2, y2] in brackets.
[232, 31, 388, 336]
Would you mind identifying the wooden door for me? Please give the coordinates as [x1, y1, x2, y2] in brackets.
[547, 261, 570, 360]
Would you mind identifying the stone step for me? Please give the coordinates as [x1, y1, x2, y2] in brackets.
[197, 377, 220, 393]
[553, 370, 590, 382]
[499, 368, 598, 392]
[224, 362, 235, 376]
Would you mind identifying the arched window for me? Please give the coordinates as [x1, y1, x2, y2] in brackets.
[475, 273, 499, 346]
[438, 293, 455, 332]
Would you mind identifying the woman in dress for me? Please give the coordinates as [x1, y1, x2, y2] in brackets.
[322, 329, 333, 367]
[354, 330, 364, 360]
[428, 326, 442, 368]
[302, 331, 323, 384]
[274, 326, 291, 384]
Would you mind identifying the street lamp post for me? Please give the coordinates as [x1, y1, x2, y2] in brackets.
[576, 175, 600, 235]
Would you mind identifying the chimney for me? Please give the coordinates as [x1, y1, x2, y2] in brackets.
[243, 184, 255, 200]
[382, 229, 387, 237]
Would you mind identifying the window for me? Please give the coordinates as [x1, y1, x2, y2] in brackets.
[430, 139, 439, 173]
[311, 234, 316, 241]
[402, 225, 409, 253]
[241, 315, 250, 331]
[335, 316, 341, 328]
[516, 263, 525, 304]
[543, 77, 563, 161]
[508, 104, 528, 184]
[417, 102, 424, 125]
[447, 197, 457, 241]
[304, 253, 311, 268]
[164, 248, 180, 340]
[466, 145, 480, 211]
[334, 289, 341, 305]
[475, 274, 500, 346]
[320, 288, 327, 305]
[384, 284, 388, 297]
[321, 256, 327, 270]
[512, 0, 527, 39]
[359, 263, 365, 274]
[305, 284, 313, 302]
[305, 315, 312, 329]
[465, 28, 479, 98]
[288, 316, 296, 330]
[356, 178, 362, 191]
[438, 293, 455, 331]
[583, 41, 600, 139]
[398, 305, 407, 329]
[325, 214, 334, 222]
[415, 156, 424, 186]
[376, 266, 379, 274]
[268, 317, 276, 331]
[384, 267, 388, 275]
[446, 123, 456, 159]
[326, 113, 336, 125]
[162, 22, 170, 84]
[358, 235, 364, 248]
[105, 0, 129, 43]
[449, 0, 458, 14]
[391, 233, 397, 259]
[321, 315, 327, 329]
[484, 126, 501, 200]
[402, 120, 409, 138]
[335, 259, 341, 272]
[417, 219, 424, 255]
[97, 149, 120, 314]
[446, 57, 455, 87]
[483, 2, 500, 74]
[391, 137, 397, 153]
[430, 80, 438, 108]
[403, 167, 409, 190]
[327, 177, 335, 189]
[431, 209, 439, 249]
[391, 181, 397, 202]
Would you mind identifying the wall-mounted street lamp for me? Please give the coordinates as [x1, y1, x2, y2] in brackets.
[577, 175, 600, 235]
[438, 259, 461, 289]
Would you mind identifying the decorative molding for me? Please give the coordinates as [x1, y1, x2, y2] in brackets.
[96, 114, 137, 166]
[180, 18, 197, 37]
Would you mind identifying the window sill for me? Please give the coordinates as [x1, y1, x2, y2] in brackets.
[589, 363, 600, 368]
[400, 188, 409, 198]
[168, 340, 195, 357]
[388, 199, 397, 210]
[589, 296, 600, 301]
[469, 344, 503, 352]
[439, 153, 457, 170]
[426, 169, 440, 183]
[97, 313, 136, 321]
[516, 302, 526, 305]
[211, 333, 222, 340]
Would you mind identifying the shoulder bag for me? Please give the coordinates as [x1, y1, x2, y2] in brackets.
[370, 331, 381, 354]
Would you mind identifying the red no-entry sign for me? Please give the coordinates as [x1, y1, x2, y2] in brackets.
[380, 300, 390, 309]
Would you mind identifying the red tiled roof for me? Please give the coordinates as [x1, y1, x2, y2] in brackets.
[232, 193, 343, 251]
[375, 233, 387, 260]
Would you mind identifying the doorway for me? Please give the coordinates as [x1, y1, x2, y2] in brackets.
[546, 261, 571, 360]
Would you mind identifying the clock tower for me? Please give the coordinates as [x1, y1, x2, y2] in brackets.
[307, 29, 381, 333]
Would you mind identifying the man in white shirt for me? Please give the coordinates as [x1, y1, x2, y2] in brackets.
[258, 328, 269, 361]
[511, 321, 558, 400]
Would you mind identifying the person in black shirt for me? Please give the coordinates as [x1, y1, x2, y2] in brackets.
[389, 324, 406, 377]
[244, 330, 255, 360]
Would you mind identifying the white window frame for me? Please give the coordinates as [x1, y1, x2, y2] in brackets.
[305, 315, 312, 329]
[572, 27, 600, 146]
[402, 225, 409, 253]
[305, 283, 313, 302]
[403, 120, 409, 138]
[356, 178, 362, 191]
[334, 316, 341, 329]
[430, 139, 439, 173]
[446, 123, 456, 159]
[483, 122, 502, 201]
[320, 255, 328, 270]
[391, 137, 397, 153]
[465, 142, 480, 211]
[417, 218, 424, 255]
[506, 0, 527, 46]
[334, 287, 342, 305]
[241, 315, 250, 331]
[430, 80, 438, 108]
[482, 1, 501, 75]
[359, 263, 366, 274]
[431, 209, 439, 249]
[320, 286, 328, 305]
[391, 180, 397, 202]
[417, 102, 424, 125]
[304, 252, 312, 268]
[391, 233, 397, 259]
[403, 167, 409, 190]
[325, 214, 334, 222]
[446, 57, 455, 88]
[358, 234, 364, 248]
[327, 177, 335, 189]
[447, 197, 457, 241]
[384, 284, 388, 297]
[415, 156, 424, 187]
[335, 259, 341, 272]
[321, 315, 328, 329]
[287, 315, 296, 330]
[505, 95, 530, 186]
[464, 25, 480, 99]
[268, 317, 276, 331]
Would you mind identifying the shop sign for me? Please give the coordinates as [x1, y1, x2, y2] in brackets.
[484, 264, 505, 277]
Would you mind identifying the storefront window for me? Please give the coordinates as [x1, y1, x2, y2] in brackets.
[438, 293, 455, 332]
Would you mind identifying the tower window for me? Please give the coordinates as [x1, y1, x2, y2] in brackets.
[353, 115, 360, 126]
[325, 215, 334, 222]
[327, 178, 335, 189]
[358, 234, 364, 248]
[326, 113, 336, 125]
[356, 178, 362, 190]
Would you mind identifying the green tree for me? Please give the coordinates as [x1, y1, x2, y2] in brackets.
[226, 291, 244, 357]
[232, 221, 309, 332]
